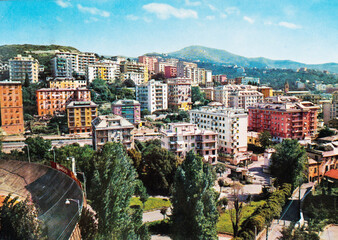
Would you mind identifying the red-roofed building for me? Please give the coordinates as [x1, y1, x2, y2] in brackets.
[324, 169, 338, 180]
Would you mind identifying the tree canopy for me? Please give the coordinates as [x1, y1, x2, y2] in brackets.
[24, 136, 52, 162]
[258, 131, 272, 149]
[171, 151, 219, 240]
[270, 139, 308, 187]
[317, 126, 335, 139]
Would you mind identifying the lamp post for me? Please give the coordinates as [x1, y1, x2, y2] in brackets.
[24, 144, 30, 163]
[67, 157, 76, 177]
[65, 198, 80, 214]
[50, 147, 56, 162]
[77, 171, 87, 198]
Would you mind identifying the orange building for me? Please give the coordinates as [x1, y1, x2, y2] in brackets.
[36, 88, 91, 116]
[0, 81, 24, 135]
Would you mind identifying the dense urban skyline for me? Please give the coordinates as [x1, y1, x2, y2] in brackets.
[1, 0, 337, 64]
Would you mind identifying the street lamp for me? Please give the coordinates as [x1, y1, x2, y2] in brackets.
[49, 147, 56, 162]
[67, 157, 76, 177]
[65, 198, 80, 214]
[77, 171, 87, 198]
[24, 144, 30, 163]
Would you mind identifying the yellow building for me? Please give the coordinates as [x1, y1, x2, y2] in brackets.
[247, 131, 261, 146]
[48, 77, 87, 89]
[66, 101, 97, 134]
[258, 86, 273, 98]
[9, 54, 39, 83]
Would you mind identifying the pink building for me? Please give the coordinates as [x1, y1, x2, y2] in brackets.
[112, 99, 141, 124]
[164, 66, 177, 78]
[248, 96, 319, 142]
[161, 123, 218, 164]
[138, 56, 158, 73]
[213, 75, 227, 84]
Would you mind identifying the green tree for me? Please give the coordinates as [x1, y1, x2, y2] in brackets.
[317, 126, 335, 138]
[230, 182, 244, 238]
[171, 151, 219, 240]
[79, 206, 99, 240]
[24, 136, 52, 162]
[90, 142, 149, 240]
[270, 139, 308, 187]
[258, 131, 272, 149]
[0, 194, 46, 239]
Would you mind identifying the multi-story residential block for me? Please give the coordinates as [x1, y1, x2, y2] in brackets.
[306, 141, 338, 182]
[66, 101, 97, 134]
[48, 77, 87, 89]
[51, 57, 73, 78]
[86, 61, 120, 83]
[92, 115, 134, 150]
[242, 77, 260, 85]
[248, 96, 319, 141]
[120, 61, 148, 84]
[138, 56, 158, 73]
[214, 85, 263, 109]
[201, 87, 214, 101]
[190, 107, 248, 156]
[167, 78, 192, 111]
[9, 55, 39, 83]
[0, 81, 24, 135]
[213, 75, 227, 84]
[112, 99, 141, 124]
[164, 66, 177, 79]
[36, 88, 91, 116]
[133, 127, 162, 142]
[258, 86, 273, 98]
[55, 51, 96, 75]
[161, 123, 218, 163]
[136, 80, 168, 113]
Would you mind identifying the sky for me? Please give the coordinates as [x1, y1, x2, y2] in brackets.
[0, 0, 337, 64]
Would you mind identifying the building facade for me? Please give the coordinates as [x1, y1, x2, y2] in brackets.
[51, 57, 73, 78]
[0, 81, 24, 135]
[138, 56, 158, 73]
[9, 55, 39, 83]
[92, 115, 134, 150]
[248, 96, 319, 141]
[66, 101, 97, 134]
[120, 61, 148, 84]
[161, 123, 218, 163]
[164, 66, 177, 79]
[36, 88, 91, 116]
[167, 78, 192, 111]
[86, 61, 120, 83]
[48, 77, 87, 89]
[136, 80, 168, 113]
[111, 99, 141, 124]
[55, 51, 96, 75]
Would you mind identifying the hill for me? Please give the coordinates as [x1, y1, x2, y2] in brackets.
[162, 45, 338, 73]
[0, 44, 81, 66]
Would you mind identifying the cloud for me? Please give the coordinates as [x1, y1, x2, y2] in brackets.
[84, 17, 99, 24]
[185, 0, 201, 6]
[278, 21, 302, 29]
[126, 14, 139, 21]
[143, 3, 198, 19]
[225, 6, 240, 15]
[243, 16, 254, 24]
[208, 4, 217, 11]
[206, 15, 215, 20]
[55, 0, 71, 8]
[77, 4, 110, 17]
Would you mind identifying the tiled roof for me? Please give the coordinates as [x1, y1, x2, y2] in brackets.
[324, 169, 338, 180]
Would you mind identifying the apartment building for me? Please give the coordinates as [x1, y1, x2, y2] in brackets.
[213, 75, 227, 85]
[190, 107, 248, 155]
[120, 61, 148, 84]
[51, 57, 73, 78]
[55, 51, 96, 75]
[258, 86, 273, 98]
[92, 115, 134, 150]
[161, 122, 218, 163]
[48, 77, 87, 89]
[136, 80, 168, 113]
[112, 99, 141, 124]
[0, 81, 24, 135]
[164, 66, 177, 78]
[201, 87, 214, 101]
[66, 101, 97, 134]
[214, 85, 263, 109]
[9, 54, 39, 83]
[36, 88, 91, 116]
[86, 61, 120, 83]
[138, 56, 158, 73]
[248, 96, 319, 141]
[167, 78, 192, 111]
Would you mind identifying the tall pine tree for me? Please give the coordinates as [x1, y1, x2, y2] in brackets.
[171, 151, 219, 240]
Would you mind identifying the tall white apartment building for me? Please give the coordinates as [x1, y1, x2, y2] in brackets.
[190, 107, 248, 155]
[214, 85, 263, 109]
[86, 61, 120, 83]
[120, 61, 148, 84]
[55, 51, 96, 75]
[177, 61, 211, 86]
[136, 80, 168, 113]
[9, 55, 39, 83]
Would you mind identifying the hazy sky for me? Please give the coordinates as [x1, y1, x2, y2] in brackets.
[1, 0, 337, 64]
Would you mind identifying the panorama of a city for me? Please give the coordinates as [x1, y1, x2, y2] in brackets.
[0, 0, 337, 240]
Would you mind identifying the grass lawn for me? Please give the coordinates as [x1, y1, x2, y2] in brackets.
[131, 197, 171, 212]
[217, 200, 266, 234]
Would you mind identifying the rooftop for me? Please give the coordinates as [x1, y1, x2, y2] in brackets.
[324, 169, 338, 180]
[92, 115, 134, 129]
